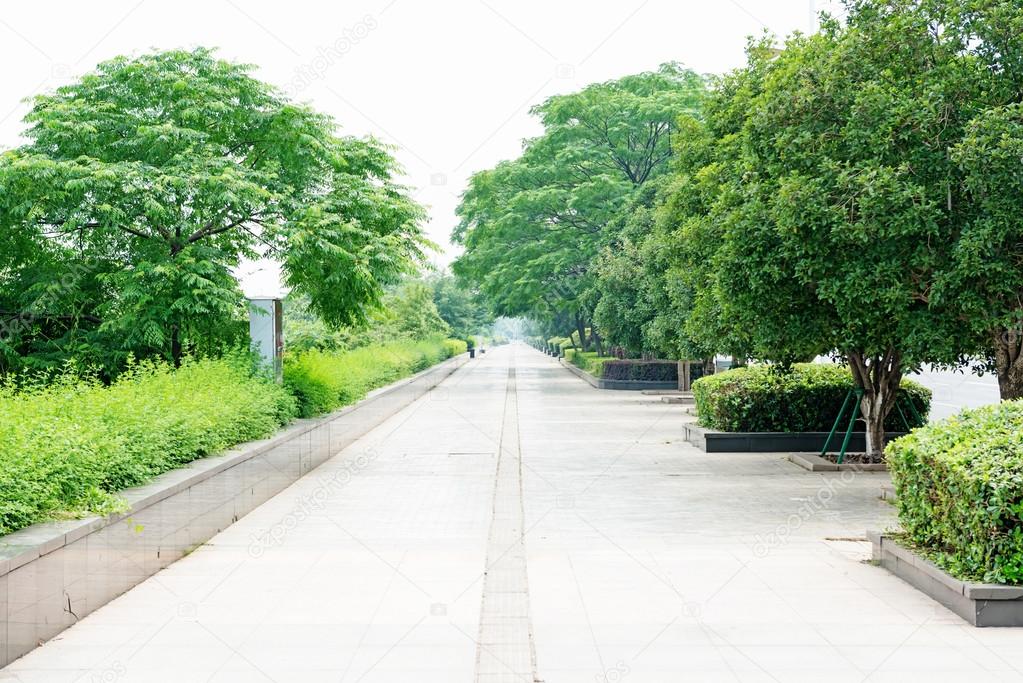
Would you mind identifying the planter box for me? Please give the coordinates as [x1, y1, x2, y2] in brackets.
[0, 353, 468, 668]
[683, 422, 907, 453]
[787, 452, 887, 472]
[868, 532, 1023, 627]
[559, 358, 678, 391]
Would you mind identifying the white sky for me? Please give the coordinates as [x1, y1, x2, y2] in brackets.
[0, 0, 841, 296]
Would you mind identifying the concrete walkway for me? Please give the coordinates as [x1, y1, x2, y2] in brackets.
[4, 344, 1022, 682]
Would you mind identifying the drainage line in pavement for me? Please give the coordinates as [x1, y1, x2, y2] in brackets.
[474, 365, 540, 682]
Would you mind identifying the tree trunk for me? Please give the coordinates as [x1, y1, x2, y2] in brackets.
[575, 314, 589, 353]
[994, 326, 1023, 400]
[170, 323, 182, 368]
[590, 327, 603, 356]
[703, 356, 716, 377]
[848, 349, 903, 462]
[170, 239, 183, 368]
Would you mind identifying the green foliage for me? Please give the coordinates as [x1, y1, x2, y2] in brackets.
[453, 64, 705, 328]
[601, 360, 678, 383]
[564, 349, 611, 376]
[0, 48, 426, 374]
[887, 400, 1023, 584]
[368, 281, 451, 342]
[442, 338, 468, 357]
[692, 364, 930, 433]
[429, 272, 492, 339]
[0, 355, 296, 535]
[283, 337, 462, 418]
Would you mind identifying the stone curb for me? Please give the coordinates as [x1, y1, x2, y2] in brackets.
[868, 531, 1023, 626]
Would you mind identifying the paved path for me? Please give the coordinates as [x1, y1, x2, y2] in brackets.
[5, 345, 1022, 682]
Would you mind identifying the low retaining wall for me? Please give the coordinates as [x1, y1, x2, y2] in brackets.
[683, 422, 907, 453]
[559, 359, 678, 391]
[868, 532, 1023, 627]
[0, 353, 468, 668]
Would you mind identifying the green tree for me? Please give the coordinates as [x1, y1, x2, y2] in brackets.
[710, 6, 987, 458]
[946, 104, 1023, 398]
[0, 48, 426, 372]
[369, 280, 450, 341]
[453, 64, 705, 347]
[429, 272, 492, 339]
[930, 0, 1023, 399]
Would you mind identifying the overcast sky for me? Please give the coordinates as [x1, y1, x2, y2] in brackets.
[0, 0, 841, 296]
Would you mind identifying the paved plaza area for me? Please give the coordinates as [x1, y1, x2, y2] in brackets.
[4, 344, 1022, 682]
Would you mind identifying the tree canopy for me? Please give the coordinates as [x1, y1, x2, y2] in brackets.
[0, 48, 426, 374]
[453, 63, 705, 348]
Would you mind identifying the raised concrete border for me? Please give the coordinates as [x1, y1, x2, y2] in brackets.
[558, 358, 678, 391]
[683, 422, 907, 454]
[787, 452, 888, 472]
[868, 531, 1023, 627]
[0, 353, 469, 668]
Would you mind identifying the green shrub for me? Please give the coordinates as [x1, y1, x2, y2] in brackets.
[443, 338, 468, 357]
[0, 355, 297, 535]
[887, 401, 1023, 584]
[283, 336, 461, 418]
[565, 349, 607, 375]
[692, 363, 930, 432]
[601, 360, 678, 382]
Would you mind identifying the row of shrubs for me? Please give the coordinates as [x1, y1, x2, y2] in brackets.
[692, 363, 931, 433]
[564, 349, 679, 382]
[0, 355, 297, 535]
[283, 336, 466, 417]
[0, 338, 467, 535]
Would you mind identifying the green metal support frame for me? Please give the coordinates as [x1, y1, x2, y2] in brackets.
[821, 389, 923, 464]
[820, 387, 864, 464]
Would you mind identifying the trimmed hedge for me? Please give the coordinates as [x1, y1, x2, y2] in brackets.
[283, 336, 464, 418]
[887, 401, 1023, 584]
[692, 363, 931, 433]
[566, 350, 677, 382]
[564, 349, 610, 376]
[602, 360, 677, 382]
[0, 356, 297, 535]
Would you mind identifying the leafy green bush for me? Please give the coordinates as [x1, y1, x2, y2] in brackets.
[283, 337, 463, 418]
[887, 401, 1023, 584]
[692, 363, 930, 432]
[0, 355, 296, 535]
[565, 349, 610, 376]
[566, 350, 675, 382]
[601, 360, 678, 382]
[443, 338, 468, 357]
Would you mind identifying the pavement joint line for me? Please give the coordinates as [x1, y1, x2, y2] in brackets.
[474, 356, 540, 682]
